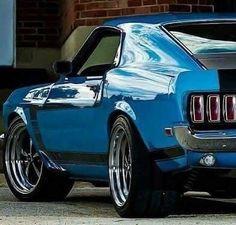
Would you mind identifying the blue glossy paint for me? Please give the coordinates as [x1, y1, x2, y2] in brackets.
[3, 13, 236, 182]
[118, 23, 201, 70]
[155, 156, 188, 173]
[61, 164, 108, 181]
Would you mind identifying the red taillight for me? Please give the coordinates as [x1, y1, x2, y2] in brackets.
[224, 95, 236, 122]
[191, 95, 204, 123]
[208, 95, 220, 122]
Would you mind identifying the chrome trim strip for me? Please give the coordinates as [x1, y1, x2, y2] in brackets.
[174, 126, 236, 151]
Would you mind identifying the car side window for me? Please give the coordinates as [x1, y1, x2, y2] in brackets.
[74, 28, 121, 77]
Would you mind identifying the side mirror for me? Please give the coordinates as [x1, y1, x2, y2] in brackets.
[53, 60, 72, 76]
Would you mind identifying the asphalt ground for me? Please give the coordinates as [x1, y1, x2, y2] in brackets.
[1, 174, 236, 225]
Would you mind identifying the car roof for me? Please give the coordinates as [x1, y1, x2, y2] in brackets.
[104, 12, 236, 27]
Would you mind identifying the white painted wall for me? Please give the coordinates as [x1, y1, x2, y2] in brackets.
[0, 0, 15, 67]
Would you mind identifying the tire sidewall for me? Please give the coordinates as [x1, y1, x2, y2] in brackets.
[3, 117, 46, 201]
[109, 116, 151, 217]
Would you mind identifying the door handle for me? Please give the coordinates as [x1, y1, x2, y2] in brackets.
[86, 84, 100, 93]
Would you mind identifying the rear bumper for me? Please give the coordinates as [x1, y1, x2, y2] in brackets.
[174, 126, 236, 151]
[156, 126, 236, 172]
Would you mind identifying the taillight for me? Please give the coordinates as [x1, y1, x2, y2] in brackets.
[190, 93, 236, 124]
[207, 95, 220, 122]
[191, 95, 204, 123]
[224, 95, 236, 122]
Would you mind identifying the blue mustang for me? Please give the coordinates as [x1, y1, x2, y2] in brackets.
[2, 13, 236, 217]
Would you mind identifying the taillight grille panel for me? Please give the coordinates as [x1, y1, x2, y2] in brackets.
[189, 93, 236, 126]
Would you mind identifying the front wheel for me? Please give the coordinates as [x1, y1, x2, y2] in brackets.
[108, 116, 179, 218]
[3, 117, 74, 201]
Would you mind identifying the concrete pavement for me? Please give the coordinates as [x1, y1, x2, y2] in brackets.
[1, 185, 236, 224]
[1, 143, 236, 224]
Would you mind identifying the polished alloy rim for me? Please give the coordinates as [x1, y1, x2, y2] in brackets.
[109, 126, 132, 207]
[5, 123, 43, 194]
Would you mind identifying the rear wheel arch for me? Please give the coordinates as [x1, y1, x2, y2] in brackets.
[108, 113, 179, 217]
[108, 110, 146, 148]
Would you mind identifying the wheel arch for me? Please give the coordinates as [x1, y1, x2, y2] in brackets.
[7, 112, 20, 126]
[7, 109, 27, 127]
[108, 110, 147, 149]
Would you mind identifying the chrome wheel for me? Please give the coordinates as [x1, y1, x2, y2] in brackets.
[109, 125, 132, 207]
[5, 122, 43, 194]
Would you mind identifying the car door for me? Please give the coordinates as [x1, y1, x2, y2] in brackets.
[34, 27, 122, 165]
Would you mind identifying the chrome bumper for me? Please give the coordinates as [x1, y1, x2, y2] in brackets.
[174, 126, 236, 151]
[0, 134, 4, 149]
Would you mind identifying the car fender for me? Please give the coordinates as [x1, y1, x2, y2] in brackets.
[114, 100, 136, 121]
[13, 107, 27, 125]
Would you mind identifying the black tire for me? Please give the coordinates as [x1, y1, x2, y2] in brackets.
[3, 117, 74, 201]
[108, 115, 179, 218]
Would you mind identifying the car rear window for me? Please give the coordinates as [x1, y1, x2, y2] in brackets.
[166, 22, 236, 55]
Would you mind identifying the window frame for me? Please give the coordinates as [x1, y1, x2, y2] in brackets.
[161, 19, 236, 70]
[70, 26, 124, 77]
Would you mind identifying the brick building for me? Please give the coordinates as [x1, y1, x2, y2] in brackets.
[15, 0, 236, 71]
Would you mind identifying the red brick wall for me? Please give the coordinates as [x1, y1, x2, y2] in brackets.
[16, 0, 60, 48]
[60, 0, 76, 44]
[74, 0, 214, 25]
[17, 0, 215, 48]
[67, 0, 214, 42]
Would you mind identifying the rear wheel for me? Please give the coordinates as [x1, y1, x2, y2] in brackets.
[3, 117, 74, 201]
[108, 116, 179, 217]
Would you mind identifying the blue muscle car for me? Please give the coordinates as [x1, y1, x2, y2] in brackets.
[2, 13, 236, 217]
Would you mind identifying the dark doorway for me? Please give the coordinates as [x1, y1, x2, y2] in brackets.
[214, 0, 236, 12]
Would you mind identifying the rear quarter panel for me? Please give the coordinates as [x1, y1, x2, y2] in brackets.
[105, 67, 220, 151]
[106, 66, 181, 150]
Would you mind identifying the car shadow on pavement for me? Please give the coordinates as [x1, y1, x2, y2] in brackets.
[66, 189, 236, 216]
[176, 195, 236, 215]
[66, 188, 112, 204]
